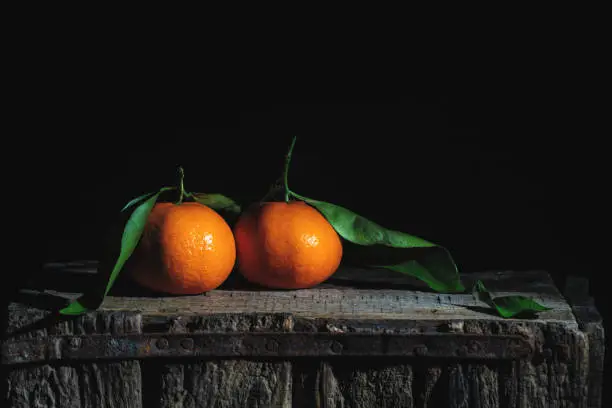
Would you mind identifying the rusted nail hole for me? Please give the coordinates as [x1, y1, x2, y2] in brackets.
[156, 338, 169, 349]
[180, 338, 194, 350]
[468, 340, 482, 353]
[330, 341, 343, 354]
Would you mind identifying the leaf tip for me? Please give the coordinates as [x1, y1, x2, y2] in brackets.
[58, 300, 89, 316]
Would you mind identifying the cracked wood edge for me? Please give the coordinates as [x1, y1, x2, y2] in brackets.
[564, 275, 604, 408]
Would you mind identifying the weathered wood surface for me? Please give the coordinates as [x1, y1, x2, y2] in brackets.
[564, 276, 605, 408]
[2, 261, 604, 408]
[4, 309, 143, 408]
[36, 262, 575, 322]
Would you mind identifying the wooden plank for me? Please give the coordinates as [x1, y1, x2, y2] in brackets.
[78, 361, 142, 408]
[317, 359, 415, 408]
[6, 366, 81, 408]
[3, 307, 143, 408]
[2, 332, 534, 364]
[460, 318, 590, 408]
[295, 360, 514, 408]
[89, 286, 572, 322]
[141, 311, 292, 408]
[446, 363, 503, 408]
[31, 271, 573, 323]
[143, 360, 291, 408]
[466, 364, 500, 408]
[293, 360, 526, 408]
[35, 263, 573, 323]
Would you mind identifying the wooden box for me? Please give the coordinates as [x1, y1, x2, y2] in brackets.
[2, 262, 604, 407]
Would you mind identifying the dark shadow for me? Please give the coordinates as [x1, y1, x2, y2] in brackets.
[451, 304, 501, 317]
[23, 268, 97, 293]
[2, 263, 93, 342]
[140, 360, 163, 408]
[324, 277, 434, 291]
[107, 266, 291, 296]
[291, 358, 321, 408]
[216, 274, 300, 292]
[105, 262, 446, 294]
[342, 242, 435, 266]
[455, 304, 542, 319]
[501, 310, 542, 320]
[9, 291, 70, 312]
[216, 269, 260, 290]
[2, 311, 80, 341]
[411, 359, 449, 408]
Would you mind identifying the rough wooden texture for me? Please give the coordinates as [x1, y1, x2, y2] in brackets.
[41, 268, 574, 324]
[141, 312, 292, 408]
[143, 360, 291, 408]
[4, 307, 143, 408]
[291, 359, 519, 408]
[292, 359, 415, 408]
[2, 262, 605, 408]
[564, 276, 605, 408]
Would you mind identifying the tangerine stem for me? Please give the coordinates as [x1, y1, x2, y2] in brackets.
[176, 166, 185, 204]
[284, 136, 297, 203]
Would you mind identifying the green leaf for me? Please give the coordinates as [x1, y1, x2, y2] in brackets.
[190, 192, 242, 225]
[378, 253, 464, 292]
[190, 193, 241, 214]
[472, 279, 552, 318]
[121, 191, 156, 212]
[59, 188, 166, 316]
[58, 300, 88, 316]
[290, 191, 464, 292]
[121, 187, 175, 212]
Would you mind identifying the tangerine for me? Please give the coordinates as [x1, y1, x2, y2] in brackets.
[233, 201, 343, 289]
[128, 202, 236, 294]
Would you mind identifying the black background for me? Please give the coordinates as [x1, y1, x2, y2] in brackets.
[14, 100, 611, 402]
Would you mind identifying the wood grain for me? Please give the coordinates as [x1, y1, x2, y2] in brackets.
[143, 360, 291, 408]
[36, 268, 574, 323]
[2, 262, 604, 408]
[141, 310, 292, 408]
[564, 276, 605, 408]
[4, 308, 143, 408]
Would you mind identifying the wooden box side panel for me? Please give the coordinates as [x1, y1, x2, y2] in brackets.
[4, 313, 592, 408]
[4, 308, 143, 408]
